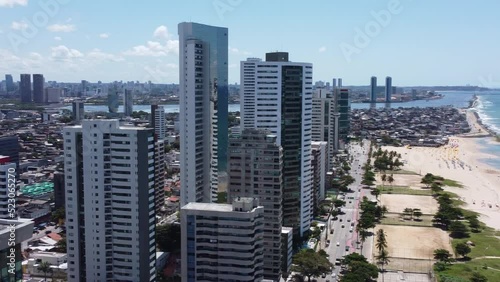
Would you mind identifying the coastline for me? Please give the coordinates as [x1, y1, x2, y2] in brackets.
[382, 103, 500, 230]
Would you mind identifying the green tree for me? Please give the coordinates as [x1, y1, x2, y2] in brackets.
[156, 223, 181, 253]
[403, 208, 413, 220]
[381, 174, 387, 186]
[469, 217, 481, 233]
[421, 173, 435, 188]
[333, 199, 346, 208]
[449, 221, 469, 238]
[375, 229, 388, 254]
[292, 249, 333, 281]
[455, 242, 471, 259]
[341, 254, 379, 282]
[470, 271, 488, 282]
[412, 209, 423, 221]
[37, 261, 53, 281]
[55, 237, 66, 252]
[433, 249, 452, 263]
[51, 207, 65, 224]
[376, 249, 390, 274]
[387, 174, 394, 187]
[371, 188, 381, 201]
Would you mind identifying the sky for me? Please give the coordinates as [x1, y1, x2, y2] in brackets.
[1, 0, 500, 87]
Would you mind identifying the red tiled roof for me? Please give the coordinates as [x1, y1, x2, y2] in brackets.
[47, 233, 62, 241]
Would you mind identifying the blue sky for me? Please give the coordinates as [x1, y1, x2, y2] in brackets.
[1, 0, 500, 87]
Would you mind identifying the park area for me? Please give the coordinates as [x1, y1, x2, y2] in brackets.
[374, 225, 453, 260]
[380, 194, 438, 215]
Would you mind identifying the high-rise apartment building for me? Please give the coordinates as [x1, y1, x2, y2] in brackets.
[334, 88, 351, 144]
[240, 52, 313, 237]
[181, 197, 264, 281]
[33, 74, 45, 103]
[0, 156, 16, 219]
[124, 89, 133, 116]
[20, 74, 32, 103]
[0, 136, 19, 168]
[0, 218, 34, 281]
[385, 76, 392, 103]
[150, 105, 166, 141]
[370, 76, 377, 102]
[227, 128, 283, 280]
[150, 105, 166, 214]
[178, 22, 228, 206]
[311, 141, 327, 216]
[311, 89, 336, 170]
[53, 171, 65, 211]
[108, 85, 119, 114]
[5, 74, 14, 92]
[72, 101, 84, 123]
[63, 120, 156, 281]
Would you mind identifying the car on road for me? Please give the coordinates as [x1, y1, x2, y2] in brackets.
[347, 219, 351, 222]
[336, 242, 340, 246]
[45, 230, 52, 234]
[341, 224, 345, 228]
[339, 218, 342, 222]
[322, 273, 326, 278]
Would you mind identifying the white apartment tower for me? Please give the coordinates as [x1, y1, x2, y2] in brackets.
[0, 156, 16, 219]
[63, 120, 156, 282]
[151, 105, 166, 141]
[178, 22, 228, 206]
[311, 141, 327, 215]
[227, 129, 283, 280]
[240, 52, 313, 237]
[181, 197, 264, 281]
[311, 89, 336, 170]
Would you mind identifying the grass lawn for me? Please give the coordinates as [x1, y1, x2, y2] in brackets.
[377, 185, 433, 196]
[452, 227, 500, 258]
[380, 214, 434, 227]
[437, 258, 500, 281]
[442, 178, 464, 188]
[384, 169, 420, 175]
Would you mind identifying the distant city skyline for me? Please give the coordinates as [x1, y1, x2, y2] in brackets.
[1, 0, 500, 87]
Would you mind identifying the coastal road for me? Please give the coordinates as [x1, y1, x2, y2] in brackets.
[316, 141, 373, 281]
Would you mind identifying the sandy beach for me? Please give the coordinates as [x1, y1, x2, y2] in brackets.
[382, 110, 500, 230]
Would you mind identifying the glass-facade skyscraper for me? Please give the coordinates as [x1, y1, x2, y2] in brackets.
[178, 22, 228, 206]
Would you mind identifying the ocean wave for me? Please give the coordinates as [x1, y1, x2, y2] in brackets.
[474, 95, 500, 134]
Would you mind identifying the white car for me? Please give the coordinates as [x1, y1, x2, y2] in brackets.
[336, 242, 340, 246]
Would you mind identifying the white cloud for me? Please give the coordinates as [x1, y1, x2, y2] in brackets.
[54, 36, 62, 41]
[0, 49, 44, 72]
[99, 33, 109, 39]
[0, 0, 28, 7]
[124, 25, 178, 57]
[47, 24, 76, 33]
[50, 45, 84, 62]
[229, 46, 251, 55]
[11, 21, 28, 30]
[319, 46, 327, 52]
[87, 48, 124, 62]
[153, 25, 171, 39]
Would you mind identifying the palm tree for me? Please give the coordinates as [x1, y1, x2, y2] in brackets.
[375, 229, 388, 254]
[403, 208, 413, 220]
[376, 249, 391, 281]
[387, 174, 394, 187]
[381, 173, 387, 186]
[37, 261, 53, 281]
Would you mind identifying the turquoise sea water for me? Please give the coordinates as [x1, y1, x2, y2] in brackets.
[474, 91, 500, 169]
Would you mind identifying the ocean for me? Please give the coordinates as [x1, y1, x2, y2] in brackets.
[474, 90, 500, 169]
